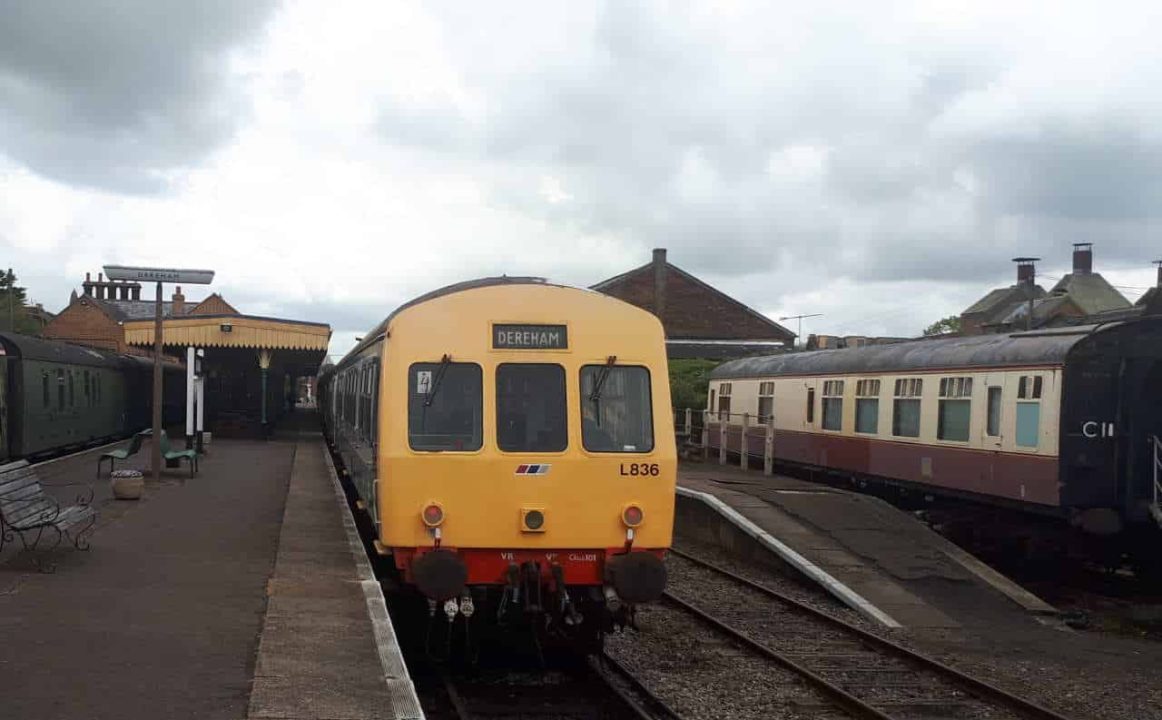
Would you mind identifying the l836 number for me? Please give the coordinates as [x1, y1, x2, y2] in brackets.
[619, 463, 660, 476]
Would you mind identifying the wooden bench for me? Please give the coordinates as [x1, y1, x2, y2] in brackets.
[96, 432, 145, 478]
[0, 460, 97, 570]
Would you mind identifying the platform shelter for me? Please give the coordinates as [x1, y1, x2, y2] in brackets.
[124, 313, 331, 439]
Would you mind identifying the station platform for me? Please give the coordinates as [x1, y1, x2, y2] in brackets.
[676, 464, 1058, 629]
[0, 419, 422, 720]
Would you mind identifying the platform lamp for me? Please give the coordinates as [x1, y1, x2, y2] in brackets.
[104, 265, 215, 482]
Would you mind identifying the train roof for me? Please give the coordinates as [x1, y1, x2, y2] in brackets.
[709, 324, 1113, 379]
[338, 276, 566, 364]
[0, 331, 125, 369]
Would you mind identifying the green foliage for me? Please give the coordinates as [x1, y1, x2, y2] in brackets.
[0, 268, 43, 336]
[923, 314, 961, 336]
[668, 358, 719, 409]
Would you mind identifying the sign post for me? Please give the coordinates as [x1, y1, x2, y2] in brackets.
[105, 266, 214, 481]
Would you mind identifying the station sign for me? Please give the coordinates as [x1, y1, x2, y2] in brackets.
[492, 324, 568, 350]
[103, 265, 215, 285]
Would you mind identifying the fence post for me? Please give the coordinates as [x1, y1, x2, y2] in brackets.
[684, 408, 692, 440]
[764, 416, 775, 476]
[719, 412, 728, 465]
[701, 409, 710, 452]
[740, 413, 750, 470]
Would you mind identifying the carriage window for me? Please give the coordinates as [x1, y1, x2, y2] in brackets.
[758, 381, 775, 425]
[892, 378, 922, 437]
[806, 387, 815, 423]
[717, 382, 732, 421]
[497, 364, 567, 452]
[937, 376, 972, 442]
[1017, 375, 1043, 400]
[987, 387, 1002, 437]
[821, 380, 843, 431]
[855, 379, 880, 434]
[42, 372, 50, 407]
[84, 371, 91, 407]
[68, 372, 75, 408]
[1016, 402, 1040, 448]
[581, 365, 654, 453]
[408, 361, 482, 451]
[56, 369, 65, 411]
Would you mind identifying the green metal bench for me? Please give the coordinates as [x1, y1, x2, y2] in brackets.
[96, 432, 145, 478]
[158, 430, 198, 478]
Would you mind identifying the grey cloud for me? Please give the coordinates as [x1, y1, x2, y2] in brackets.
[0, 0, 279, 193]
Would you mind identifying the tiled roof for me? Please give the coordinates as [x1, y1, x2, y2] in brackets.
[1048, 273, 1131, 315]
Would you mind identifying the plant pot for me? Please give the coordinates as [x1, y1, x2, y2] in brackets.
[110, 470, 144, 500]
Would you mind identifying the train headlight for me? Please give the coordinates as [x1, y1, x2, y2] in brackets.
[421, 503, 445, 527]
[622, 504, 644, 528]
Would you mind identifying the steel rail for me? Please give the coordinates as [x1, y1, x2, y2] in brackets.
[591, 652, 689, 720]
[669, 546, 1076, 720]
[662, 590, 897, 720]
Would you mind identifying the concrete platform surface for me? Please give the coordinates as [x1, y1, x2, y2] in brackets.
[0, 419, 421, 720]
[678, 464, 1056, 629]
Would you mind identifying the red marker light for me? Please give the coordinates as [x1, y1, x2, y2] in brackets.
[622, 505, 644, 527]
[422, 503, 445, 527]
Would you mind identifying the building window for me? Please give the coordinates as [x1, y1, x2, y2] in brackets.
[855, 379, 880, 434]
[717, 382, 732, 421]
[408, 361, 483, 451]
[821, 380, 844, 431]
[580, 365, 654, 453]
[892, 378, 922, 438]
[758, 381, 774, 424]
[986, 386, 1002, 437]
[937, 376, 972, 442]
[497, 364, 568, 452]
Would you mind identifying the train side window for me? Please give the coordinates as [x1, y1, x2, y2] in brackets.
[758, 381, 775, 425]
[986, 386, 1002, 437]
[806, 387, 815, 424]
[56, 369, 65, 411]
[937, 376, 972, 442]
[1017, 375, 1043, 400]
[855, 379, 880, 434]
[68, 372, 75, 408]
[408, 361, 482, 452]
[84, 371, 91, 407]
[42, 372, 50, 408]
[580, 365, 653, 453]
[497, 364, 567, 453]
[821, 380, 843, 431]
[891, 378, 922, 437]
[709, 389, 716, 412]
[717, 382, 732, 422]
[1015, 375, 1041, 448]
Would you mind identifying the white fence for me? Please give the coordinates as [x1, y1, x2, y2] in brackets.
[674, 408, 775, 475]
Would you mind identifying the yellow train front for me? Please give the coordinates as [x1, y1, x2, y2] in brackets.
[322, 277, 675, 645]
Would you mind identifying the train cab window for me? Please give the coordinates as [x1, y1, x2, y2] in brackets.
[892, 378, 922, 437]
[821, 380, 843, 431]
[408, 361, 482, 451]
[937, 376, 972, 442]
[758, 381, 775, 425]
[855, 379, 880, 434]
[497, 364, 567, 453]
[1016, 375, 1041, 448]
[581, 365, 654, 453]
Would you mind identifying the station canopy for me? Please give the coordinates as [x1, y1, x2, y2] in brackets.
[124, 313, 330, 357]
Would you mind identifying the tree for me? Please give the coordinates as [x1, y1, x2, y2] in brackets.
[669, 358, 720, 409]
[923, 315, 961, 336]
[0, 268, 43, 336]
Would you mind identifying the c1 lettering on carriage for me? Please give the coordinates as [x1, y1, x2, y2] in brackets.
[619, 463, 660, 477]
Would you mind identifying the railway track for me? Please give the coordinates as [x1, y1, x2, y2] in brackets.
[433, 652, 685, 720]
[666, 547, 1077, 720]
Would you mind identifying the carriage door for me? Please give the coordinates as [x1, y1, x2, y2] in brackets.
[980, 374, 1005, 451]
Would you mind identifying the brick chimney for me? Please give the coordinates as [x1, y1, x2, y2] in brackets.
[1072, 243, 1093, 275]
[83, 272, 93, 297]
[652, 248, 667, 317]
[95, 272, 105, 299]
[1013, 257, 1037, 284]
[1154, 260, 1162, 288]
[171, 286, 186, 316]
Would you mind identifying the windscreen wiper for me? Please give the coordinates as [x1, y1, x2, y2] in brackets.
[424, 354, 452, 407]
[588, 355, 618, 402]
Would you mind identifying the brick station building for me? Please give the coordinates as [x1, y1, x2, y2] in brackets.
[591, 248, 795, 359]
[43, 271, 330, 438]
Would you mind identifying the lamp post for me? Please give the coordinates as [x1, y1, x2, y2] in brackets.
[104, 265, 214, 481]
[778, 313, 823, 349]
[258, 349, 272, 439]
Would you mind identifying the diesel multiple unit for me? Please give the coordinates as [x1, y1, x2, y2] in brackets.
[319, 277, 676, 645]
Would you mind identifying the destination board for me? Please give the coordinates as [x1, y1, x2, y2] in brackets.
[493, 324, 568, 350]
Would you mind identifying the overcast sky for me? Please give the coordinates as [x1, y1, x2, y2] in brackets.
[2, 1, 1161, 358]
